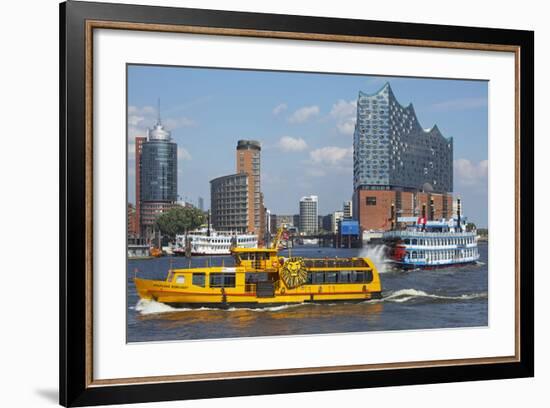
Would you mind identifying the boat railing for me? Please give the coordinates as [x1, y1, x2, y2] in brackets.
[383, 230, 476, 239]
[303, 258, 369, 269]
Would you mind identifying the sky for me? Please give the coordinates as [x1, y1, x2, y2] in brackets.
[127, 65, 488, 227]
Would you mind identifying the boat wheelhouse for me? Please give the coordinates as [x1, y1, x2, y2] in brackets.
[383, 217, 480, 268]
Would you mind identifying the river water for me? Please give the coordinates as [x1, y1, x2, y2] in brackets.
[127, 242, 488, 342]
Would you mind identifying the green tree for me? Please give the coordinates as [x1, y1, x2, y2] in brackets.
[465, 222, 477, 232]
[156, 206, 205, 239]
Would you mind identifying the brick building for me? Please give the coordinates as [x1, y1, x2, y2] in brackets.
[354, 190, 453, 231]
[353, 83, 454, 231]
[236, 140, 265, 235]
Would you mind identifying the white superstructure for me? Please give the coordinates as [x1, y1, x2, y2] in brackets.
[174, 228, 257, 255]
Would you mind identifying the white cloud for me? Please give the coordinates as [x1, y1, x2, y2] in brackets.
[454, 158, 488, 187]
[277, 136, 308, 152]
[336, 118, 357, 135]
[330, 99, 357, 135]
[310, 146, 353, 166]
[128, 105, 155, 116]
[330, 99, 356, 118]
[128, 115, 145, 126]
[288, 105, 320, 124]
[272, 103, 287, 115]
[431, 97, 487, 112]
[177, 147, 192, 161]
[127, 105, 196, 143]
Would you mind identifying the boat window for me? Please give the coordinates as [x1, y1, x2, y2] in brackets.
[364, 270, 373, 283]
[209, 273, 236, 288]
[192, 273, 205, 287]
[352, 271, 365, 283]
[412, 239, 418, 245]
[313, 272, 325, 284]
[326, 272, 338, 283]
[339, 270, 351, 283]
[404, 239, 410, 245]
[245, 273, 268, 283]
[175, 275, 185, 284]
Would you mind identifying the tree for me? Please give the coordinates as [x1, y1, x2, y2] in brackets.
[465, 222, 477, 232]
[156, 206, 205, 239]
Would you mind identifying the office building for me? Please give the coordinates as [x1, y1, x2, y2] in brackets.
[236, 140, 264, 235]
[210, 173, 249, 232]
[343, 200, 353, 219]
[333, 210, 344, 233]
[353, 83, 454, 231]
[299, 195, 318, 234]
[139, 109, 178, 239]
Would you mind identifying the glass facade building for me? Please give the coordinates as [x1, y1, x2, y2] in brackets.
[140, 123, 177, 202]
[353, 83, 453, 193]
[138, 118, 178, 240]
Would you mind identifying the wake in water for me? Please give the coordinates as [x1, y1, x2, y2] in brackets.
[358, 245, 391, 273]
[134, 288, 487, 316]
[135, 299, 308, 315]
[375, 288, 488, 304]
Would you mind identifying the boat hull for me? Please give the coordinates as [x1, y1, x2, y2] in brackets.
[134, 277, 382, 308]
[390, 258, 480, 269]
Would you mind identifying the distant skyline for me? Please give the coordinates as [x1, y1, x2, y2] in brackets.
[128, 65, 488, 227]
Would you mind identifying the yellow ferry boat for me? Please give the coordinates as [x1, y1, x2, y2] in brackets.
[134, 229, 382, 308]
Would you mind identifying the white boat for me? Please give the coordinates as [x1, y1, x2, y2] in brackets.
[382, 217, 480, 268]
[174, 228, 258, 255]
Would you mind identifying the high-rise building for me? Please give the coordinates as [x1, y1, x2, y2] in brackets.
[134, 136, 146, 235]
[353, 83, 454, 231]
[139, 107, 178, 240]
[343, 200, 353, 219]
[333, 210, 344, 233]
[198, 196, 204, 211]
[210, 173, 249, 232]
[236, 140, 264, 235]
[299, 195, 318, 234]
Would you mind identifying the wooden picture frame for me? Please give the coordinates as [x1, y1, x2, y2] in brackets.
[60, 1, 534, 406]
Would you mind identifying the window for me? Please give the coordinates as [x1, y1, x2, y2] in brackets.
[175, 275, 185, 284]
[313, 272, 325, 284]
[192, 273, 205, 287]
[338, 271, 351, 283]
[209, 273, 236, 288]
[326, 272, 338, 283]
[366, 197, 377, 205]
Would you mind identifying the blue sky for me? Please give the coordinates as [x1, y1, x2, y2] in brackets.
[127, 65, 488, 227]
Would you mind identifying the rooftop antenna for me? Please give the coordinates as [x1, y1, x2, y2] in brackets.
[157, 98, 161, 125]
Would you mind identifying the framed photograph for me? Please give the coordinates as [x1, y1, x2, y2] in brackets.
[60, 0, 534, 406]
